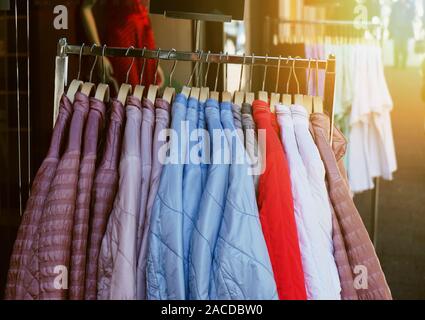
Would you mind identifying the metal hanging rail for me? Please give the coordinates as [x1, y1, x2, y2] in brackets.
[273, 18, 382, 28]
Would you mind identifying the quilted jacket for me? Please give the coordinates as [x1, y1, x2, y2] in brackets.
[188, 99, 230, 300]
[84, 99, 125, 300]
[137, 98, 171, 299]
[210, 101, 278, 300]
[69, 97, 106, 299]
[310, 113, 392, 300]
[5, 94, 73, 300]
[136, 98, 155, 253]
[37, 92, 90, 299]
[182, 98, 202, 296]
[146, 94, 188, 300]
[97, 96, 143, 300]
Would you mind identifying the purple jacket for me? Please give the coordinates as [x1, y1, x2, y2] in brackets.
[69, 97, 106, 299]
[5, 94, 73, 300]
[84, 99, 125, 300]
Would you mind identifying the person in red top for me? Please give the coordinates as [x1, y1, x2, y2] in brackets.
[80, 0, 163, 92]
[252, 99, 307, 300]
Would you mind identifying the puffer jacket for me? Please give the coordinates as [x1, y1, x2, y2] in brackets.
[146, 94, 188, 300]
[210, 101, 278, 300]
[97, 96, 143, 300]
[84, 99, 125, 300]
[37, 92, 90, 300]
[136, 98, 171, 299]
[188, 99, 230, 300]
[69, 97, 106, 299]
[310, 112, 392, 300]
[5, 94, 73, 300]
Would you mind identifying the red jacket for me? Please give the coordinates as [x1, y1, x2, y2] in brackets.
[253, 100, 307, 300]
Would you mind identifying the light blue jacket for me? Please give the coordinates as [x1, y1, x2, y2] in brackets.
[146, 94, 187, 300]
[182, 98, 202, 296]
[188, 99, 230, 300]
[210, 102, 278, 300]
[198, 101, 209, 189]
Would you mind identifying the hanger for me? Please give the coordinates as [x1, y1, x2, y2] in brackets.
[257, 54, 269, 103]
[66, 43, 84, 103]
[162, 48, 177, 104]
[233, 53, 246, 106]
[292, 57, 304, 106]
[116, 46, 135, 104]
[181, 50, 201, 99]
[313, 59, 324, 113]
[80, 44, 97, 97]
[210, 51, 222, 101]
[189, 50, 202, 100]
[199, 51, 211, 103]
[133, 47, 147, 101]
[245, 54, 255, 105]
[269, 55, 282, 113]
[146, 48, 160, 103]
[302, 58, 313, 114]
[222, 52, 232, 102]
[281, 56, 292, 105]
[94, 44, 110, 102]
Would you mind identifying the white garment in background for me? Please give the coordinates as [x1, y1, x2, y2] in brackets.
[276, 104, 340, 300]
[291, 105, 342, 300]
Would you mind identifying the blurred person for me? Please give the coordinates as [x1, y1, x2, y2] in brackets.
[80, 0, 163, 93]
[389, 0, 415, 69]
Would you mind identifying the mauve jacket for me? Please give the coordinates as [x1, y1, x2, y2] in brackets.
[136, 98, 155, 253]
[37, 92, 90, 299]
[5, 94, 73, 300]
[310, 113, 392, 300]
[97, 96, 143, 300]
[69, 98, 106, 300]
[84, 99, 125, 300]
[136, 98, 171, 299]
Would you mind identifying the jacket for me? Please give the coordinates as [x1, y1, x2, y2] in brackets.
[210, 101, 278, 300]
[188, 99, 230, 300]
[310, 112, 392, 300]
[5, 94, 73, 300]
[97, 96, 143, 300]
[146, 94, 188, 300]
[182, 98, 202, 296]
[69, 97, 105, 299]
[136, 98, 155, 253]
[37, 92, 90, 299]
[252, 100, 307, 300]
[136, 98, 171, 299]
[84, 99, 125, 300]
[198, 101, 209, 190]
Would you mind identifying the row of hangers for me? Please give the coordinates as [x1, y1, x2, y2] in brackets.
[65, 44, 326, 116]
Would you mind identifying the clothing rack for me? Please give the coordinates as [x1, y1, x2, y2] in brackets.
[54, 37, 336, 126]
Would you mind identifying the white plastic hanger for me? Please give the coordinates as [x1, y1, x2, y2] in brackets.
[245, 54, 255, 105]
[66, 43, 84, 103]
[257, 54, 269, 103]
[269, 55, 282, 113]
[117, 46, 135, 105]
[94, 44, 110, 102]
[146, 48, 161, 104]
[133, 47, 147, 101]
[162, 48, 177, 104]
